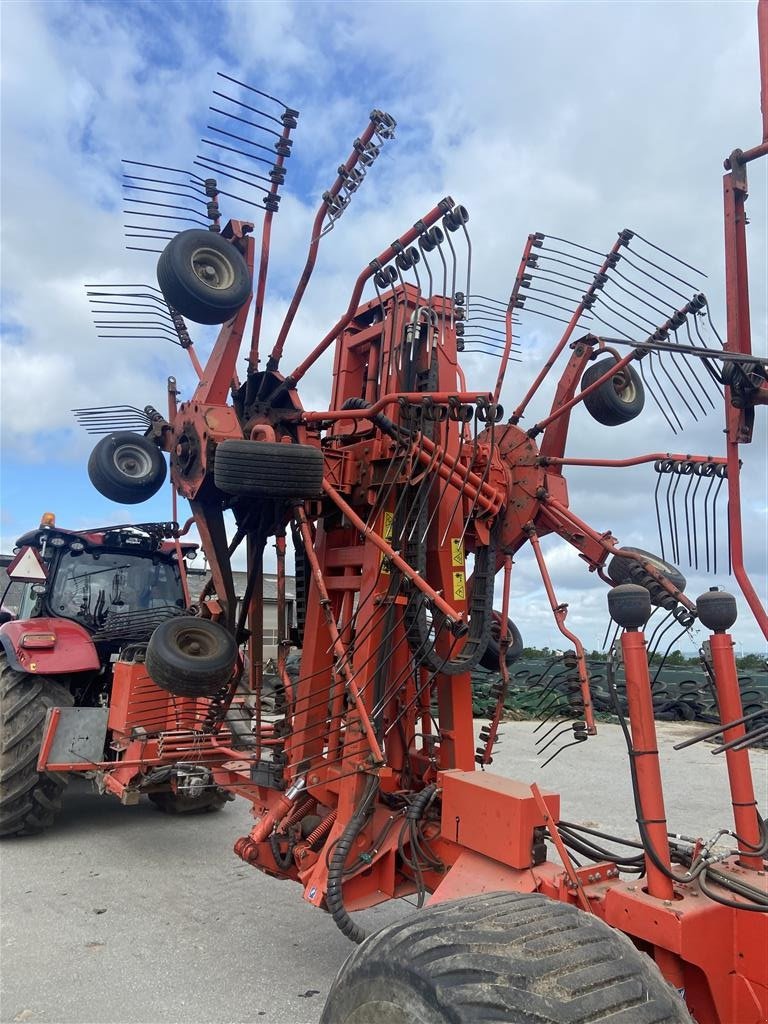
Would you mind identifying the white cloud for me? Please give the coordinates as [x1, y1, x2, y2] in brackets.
[1, 0, 765, 652]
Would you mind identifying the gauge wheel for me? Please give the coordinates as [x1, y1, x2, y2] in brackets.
[88, 432, 167, 505]
[213, 440, 324, 499]
[157, 229, 251, 325]
[146, 617, 238, 697]
[581, 357, 645, 426]
[607, 547, 686, 607]
[479, 613, 524, 671]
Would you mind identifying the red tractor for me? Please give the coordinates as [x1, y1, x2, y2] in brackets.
[0, 515, 240, 836]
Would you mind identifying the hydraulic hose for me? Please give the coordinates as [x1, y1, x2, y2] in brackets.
[326, 774, 380, 944]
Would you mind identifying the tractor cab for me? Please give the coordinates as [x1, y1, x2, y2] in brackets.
[0, 515, 197, 668]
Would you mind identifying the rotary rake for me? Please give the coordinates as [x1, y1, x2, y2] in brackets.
[83, 8, 768, 1023]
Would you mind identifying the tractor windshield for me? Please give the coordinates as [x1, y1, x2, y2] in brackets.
[48, 549, 185, 630]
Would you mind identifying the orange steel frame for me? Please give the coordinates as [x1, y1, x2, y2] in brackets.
[114, 9, 767, 1022]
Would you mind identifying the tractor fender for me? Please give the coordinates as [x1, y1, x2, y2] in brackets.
[0, 618, 100, 674]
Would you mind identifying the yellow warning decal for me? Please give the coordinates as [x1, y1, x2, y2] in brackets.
[450, 538, 465, 567]
[380, 511, 394, 573]
[452, 571, 466, 601]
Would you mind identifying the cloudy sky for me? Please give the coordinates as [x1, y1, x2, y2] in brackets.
[1, 0, 766, 654]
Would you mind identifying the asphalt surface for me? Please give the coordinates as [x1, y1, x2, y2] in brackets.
[1, 719, 766, 1024]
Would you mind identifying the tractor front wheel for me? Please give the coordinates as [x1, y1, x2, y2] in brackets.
[0, 654, 73, 837]
[321, 892, 691, 1024]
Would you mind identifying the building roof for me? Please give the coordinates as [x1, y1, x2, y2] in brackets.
[185, 569, 295, 604]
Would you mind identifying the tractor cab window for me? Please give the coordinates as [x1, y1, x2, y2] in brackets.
[48, 550, 185, 629]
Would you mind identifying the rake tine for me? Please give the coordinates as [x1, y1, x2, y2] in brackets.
[215, 72, 293, 113]
[442, 222, 459, 327]
[690, 467, 704, 571]
[646, 353, 684, 431]
[711, 724, 768, 755]
[637, 359, 677, 434]
[606, 275, 672, 321]
[670, 465, 684, 564]
[682, 462, 695, 568]
[704, 304, 725, 347]
[630, 232, 707, 277]
[209, 105, 281, 141]
[201, 138, 275, 169]
[668, 344, 709, 416]
[711, 468, 726, 576]
[211, 90, 284, 127]
[122, 158, 204, 182]
[657, 352, 698, 424]
[683, 320, 719, 408]
[645, 608, 674, 658]
[702, 465, 718, 574]
[673, 709, 767, 749]
[596, 292, 658, 334]
[540, 734, 588, 769]
[535, 265, 593, 289]
[664, 468, 677, 564]
[617, 252, 691, 304]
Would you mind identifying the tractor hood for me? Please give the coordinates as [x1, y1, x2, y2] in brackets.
[0, 618, 100, 675]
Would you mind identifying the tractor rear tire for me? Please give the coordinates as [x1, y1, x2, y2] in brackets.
[479, 613, 524, 671]
[321, 891, 691, 1024]
[581, 357, 645, 426]
[214, 440, 324, 499]
[148, 788, 230, 814]
[607, 547, 686, 607]
[0, 654, 73, 837]
[157, 229, 251, 326]
[88, 431, 167, 505]
[146, 617, 238, 697]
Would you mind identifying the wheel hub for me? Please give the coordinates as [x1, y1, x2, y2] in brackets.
[191, 246, 235, 291]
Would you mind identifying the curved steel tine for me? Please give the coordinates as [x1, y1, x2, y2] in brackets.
[637, 359, 678, 434]
[664, 470, 676, 564]
[646, 353, 684, 432]
[654, 466, 666, 560]
[443, 226, 458, 328]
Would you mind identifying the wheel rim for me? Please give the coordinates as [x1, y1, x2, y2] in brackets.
[611, 369, 637, 404]
[175, 625, 218, 660]
[190, 246, 235, 290]
[113, 443, 153, 479]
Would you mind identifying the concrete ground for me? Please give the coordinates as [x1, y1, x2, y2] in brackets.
[1, 720, 766, 1024]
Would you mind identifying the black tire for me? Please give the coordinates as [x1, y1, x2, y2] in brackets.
[88, 431, 167, 505]
[148, 788, 230, 815]
[479, 613, 524, 671]
[214, 440, 324, 499]
[581, 357, 645, 426]
[607, 548, 686, 608]
[322, 892, 690, 1024]
[157, 229, 251, 325]
[145, 617, 238, 697]
[0, 654, 73, 837]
